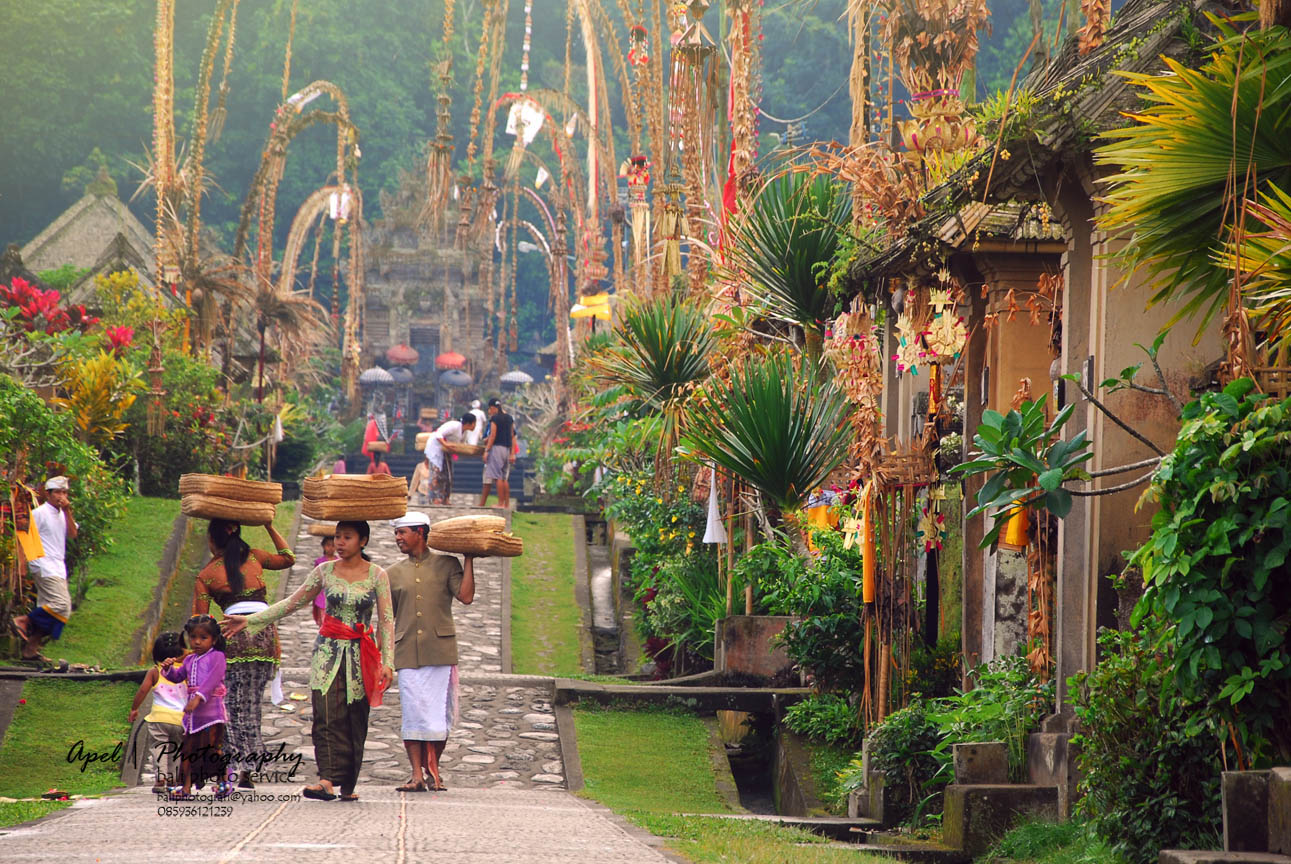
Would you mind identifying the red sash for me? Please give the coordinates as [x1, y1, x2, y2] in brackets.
[318, 614, 386, 707]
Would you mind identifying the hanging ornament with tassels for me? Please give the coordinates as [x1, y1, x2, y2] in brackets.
[626, 155, 651, 268]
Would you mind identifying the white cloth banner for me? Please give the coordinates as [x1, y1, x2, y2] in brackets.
[702, 465, 727, 544]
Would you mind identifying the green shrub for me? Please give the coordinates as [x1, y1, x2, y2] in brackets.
[858, 698, 944, 824]
[784, 693, 863, 748]
[762, 528, 866, 692]
[1071, 627, 1222, 864]
[1131, 378, 1291, 764]
[928, 655, 1053, 783]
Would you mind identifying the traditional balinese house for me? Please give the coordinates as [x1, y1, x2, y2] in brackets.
[19, 168, 156, 300]
[846, 0, 1224, 808]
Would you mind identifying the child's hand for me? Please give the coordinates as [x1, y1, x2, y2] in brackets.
[128, 708, 139, 724]
[161, 657, 177, 669]
[184, 695, 201, 714]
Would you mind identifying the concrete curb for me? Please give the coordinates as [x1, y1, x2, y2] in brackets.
[571, 515, 595, 674]
[703, 716, 746, 812]
[0, 679, 25, 749]
[0, 668, 148, 682]
[554, 702, 584, 793]
[565, 795, 693, 864]
[500, 508, 512, 673]
[127, 509, 189, 667]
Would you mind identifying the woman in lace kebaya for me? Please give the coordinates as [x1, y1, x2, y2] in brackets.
[224, 520, 394, 802]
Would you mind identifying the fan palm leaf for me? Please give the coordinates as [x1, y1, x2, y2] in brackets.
[728, 171, 853, 355]
[680, 350, 853, 521]
[1227, 183, 1291, 346]
[1095, 24, 1291, 337]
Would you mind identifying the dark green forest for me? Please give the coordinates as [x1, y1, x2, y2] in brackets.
[0, 0, 1073, 347]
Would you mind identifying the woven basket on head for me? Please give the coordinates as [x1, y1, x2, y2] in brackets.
[301, 496, 408, 521]
[181, 494, 276, 526]
[307, 522, 337, 537]
[441, 440, 485, 457]
[415, 432, 431, 451]
[367, 440, 389, 453]
[178, 473, 282, 504]
[302, 474, 407, 500]
[428, 514, 522, 557]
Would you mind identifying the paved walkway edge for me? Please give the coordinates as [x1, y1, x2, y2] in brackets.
[554, 703, 584, 792]
[572, 514, 595, 674]
[501, 508, 513, 673]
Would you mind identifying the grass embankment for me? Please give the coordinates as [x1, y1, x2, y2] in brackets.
[979, 819, 1126, 864]
[0, 800, 72, 829]
[0, 679, 134, 804]
[159, 501, 298, 635]
[510, 512, 582, 676]
[574, 705, 889, 864]
[56, 497, 181, 668]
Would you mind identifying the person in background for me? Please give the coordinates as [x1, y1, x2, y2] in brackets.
[11, 476, 78, 661]
[312, 533, 338, 628]
[409, 455, 432, 507]
[128, 631, 187, 794]
[466, 400, 488, 446]
[332, 457, 347, 475]
[423, 414, 477, 505]
[387, 513, 475, 792]
[367, 450, 393, 476]
[479, 399, 516, 509]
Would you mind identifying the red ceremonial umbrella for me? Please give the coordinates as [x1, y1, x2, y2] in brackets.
[386, 343, 419, 366]
[435, 351, 466, 370]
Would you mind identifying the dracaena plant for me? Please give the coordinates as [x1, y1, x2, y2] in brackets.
[951, 395, 1092, 547]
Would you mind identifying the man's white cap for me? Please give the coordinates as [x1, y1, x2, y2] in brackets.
[45, 476, 69, 491]
[470, 399, 481, 409]
[392, 512, 432, 529]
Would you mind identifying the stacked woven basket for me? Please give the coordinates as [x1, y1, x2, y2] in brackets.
[415, 432, 431, 451]
[306, 522, 337, 537]
[179, 474, 282, 525]
[428, 515, 523, 557]
[301, 474, 407, 521]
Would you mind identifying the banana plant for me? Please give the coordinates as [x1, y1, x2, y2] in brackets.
[951, 395, 1093, 547]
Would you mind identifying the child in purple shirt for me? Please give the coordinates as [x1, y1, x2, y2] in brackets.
[162, 615, 230, 799]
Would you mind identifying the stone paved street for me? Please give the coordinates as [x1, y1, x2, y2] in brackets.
[267, 496, 564, 791]
[0, 496, 672, 863]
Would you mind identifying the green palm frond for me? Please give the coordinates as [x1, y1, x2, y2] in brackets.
[1095, 24, 1291, 337]
[680, 350, 853, 517]
[591, 294, 715, 414]
[1229, 183, 1291, 345]
[730, 171, 853, 341]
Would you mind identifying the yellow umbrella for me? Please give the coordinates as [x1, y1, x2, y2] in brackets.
[570, 303, 611, 320]
[580, 292, 611, 305]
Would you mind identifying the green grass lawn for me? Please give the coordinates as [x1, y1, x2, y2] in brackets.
[56, 497, 182, 668]
[0, 800, 72, 829]
[511, 512, 582, 676]
[979, 818, 1127, 864]
[574, 705, 889, 863]
[807, 740, 853, 815]
[0, 680, 134, 800]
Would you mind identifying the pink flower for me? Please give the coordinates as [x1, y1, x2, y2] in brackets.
[106, 325, 134, 353]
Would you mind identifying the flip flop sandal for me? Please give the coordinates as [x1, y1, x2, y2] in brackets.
[302, 785, 337, 801]
[9, 619, 30, 642]
[339, 793, 360, 802]
[395, 781, 426, 792]
[431, 779, 448, 791]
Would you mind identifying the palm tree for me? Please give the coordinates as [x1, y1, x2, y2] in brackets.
[1229, 183, 1291, 348]
[588, 294, 715, 481]
[680, 349, 853, 529]
[251, 279, 331, 402]
[727, 171, 853, 361]
[1095, 24, 1291, 339]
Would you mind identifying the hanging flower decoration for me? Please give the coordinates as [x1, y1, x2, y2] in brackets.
[916, 504, 947, 552]
[892, 312, 927, 375]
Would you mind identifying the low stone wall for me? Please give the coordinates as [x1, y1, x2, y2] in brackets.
[715, 615, 795, 680]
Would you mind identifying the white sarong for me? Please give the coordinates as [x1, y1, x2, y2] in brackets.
[397, 665, 459, 741]
[224, 600, 284, 705]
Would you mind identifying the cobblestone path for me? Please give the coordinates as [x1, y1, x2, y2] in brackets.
[265, 495, 566, 791]
[0, 497, 673, 863]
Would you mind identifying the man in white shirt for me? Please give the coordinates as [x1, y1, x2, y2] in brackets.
[466, 400, 488, 446]
[12, 476, 79, 660]
[423, 414, 477, 505]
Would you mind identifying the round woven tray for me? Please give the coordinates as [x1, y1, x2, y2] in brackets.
[178, 473, 282, 504]
[306, 522, 337, 537]
[181, 494, 276, 525]
[428, 530, 523, 558]
[301, 497, 408, 521]
[302, 475, 408, 499]
[415, 432, 431, 451]
[441, 440, 485, 457]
